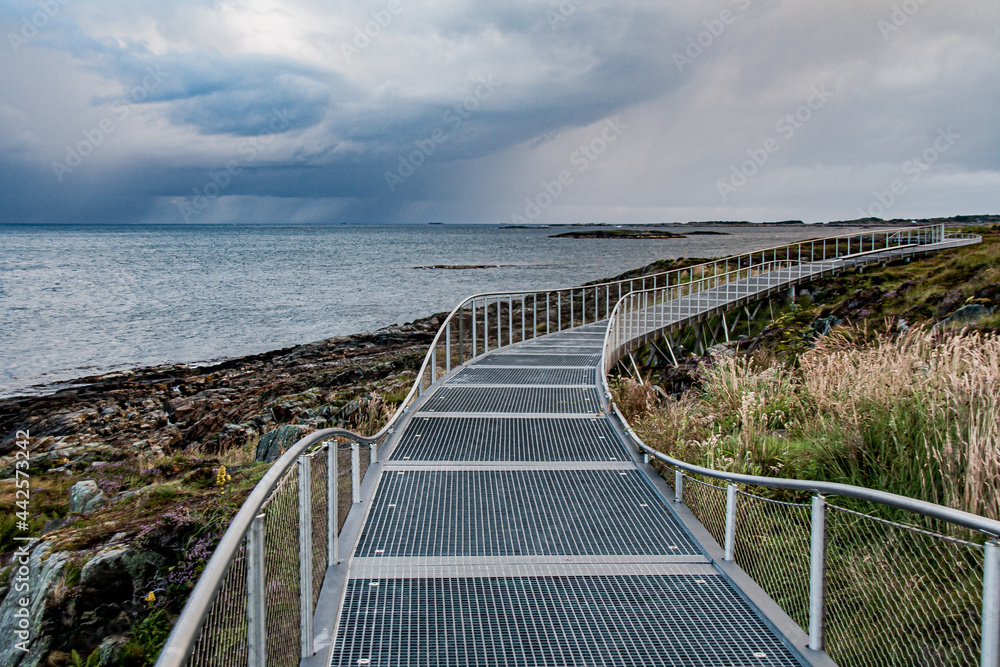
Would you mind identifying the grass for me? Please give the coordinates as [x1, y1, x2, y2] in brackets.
[619, 325, 1000, 522]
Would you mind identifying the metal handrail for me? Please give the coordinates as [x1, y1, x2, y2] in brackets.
[156, 222, 982, 667]
[598, 227, 996, 664]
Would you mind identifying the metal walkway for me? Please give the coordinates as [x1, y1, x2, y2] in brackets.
[328, 322, 806, 667]
[158, 226, 997, 667]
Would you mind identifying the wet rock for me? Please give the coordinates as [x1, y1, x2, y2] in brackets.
[0, 541, 70, 667]
[255, 424, 310, 463]
[69, 481, 106, 514]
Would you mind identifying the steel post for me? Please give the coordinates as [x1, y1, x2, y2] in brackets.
[351, 442, 360, 503]
[724, 484, 737, 561]
[298, 455, 313, 657]
[809, 495, 827, 651]
[370, 441, 378, 465]
[327, 442, 338, 565]
[983, 540, 1000, 666]
[472, 299, 477, 357]
[508, 296, 513, 346]
[247, 514, 266, 667]
[445, 323, 451, 373]
[675, 470, 684, 504]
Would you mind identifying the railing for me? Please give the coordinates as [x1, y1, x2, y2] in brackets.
[600, 227, 995, 666]
[155, 223, 983, 667]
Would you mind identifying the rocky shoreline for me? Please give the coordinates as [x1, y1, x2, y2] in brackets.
[0, 314, 444, 666]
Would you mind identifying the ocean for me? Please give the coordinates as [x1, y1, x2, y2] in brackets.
[0, 223, 870, 397]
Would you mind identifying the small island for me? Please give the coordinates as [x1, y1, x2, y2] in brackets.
[550, 229, 687, 239]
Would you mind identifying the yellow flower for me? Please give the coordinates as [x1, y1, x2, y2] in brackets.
[145, 591, 156, 605]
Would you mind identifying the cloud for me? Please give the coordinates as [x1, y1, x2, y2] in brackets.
[0, 0, 998, 224]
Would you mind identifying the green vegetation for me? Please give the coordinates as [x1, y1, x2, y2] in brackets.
[616, 225, 1000, 521]
[611, 225, 999, 667]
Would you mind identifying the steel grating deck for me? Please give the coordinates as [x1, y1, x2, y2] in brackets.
[330, 575, 800, 667]
[354, 469, 699, 557]
[391, 416, 627, 462]
[448, 367, 593, 386]
[418, 386, 602, 414]
[330, 315, 809, 666]
[470, 353, 601, 367]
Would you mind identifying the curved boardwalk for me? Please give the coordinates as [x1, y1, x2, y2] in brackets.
[329, 323, 804, 666]
[325, 240, 974, 667]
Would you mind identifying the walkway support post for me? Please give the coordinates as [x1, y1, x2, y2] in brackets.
[247, 514, 266, 667]
[328, 441, 338, 565]
[351, 442, 360, 503]
[724, 484, 737, 561]
[983, 539, 1000, 666]
[809, 494, 827, 651]
[298, 455, 313, 658]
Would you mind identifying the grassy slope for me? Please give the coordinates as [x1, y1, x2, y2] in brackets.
[616, 225, 1000, 522]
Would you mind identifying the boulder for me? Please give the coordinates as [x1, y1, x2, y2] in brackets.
[0, 541, 70, 667]
[255, 425, 310, 463]
[79, 548, 133, 613]
[937, 303, 994, 328]
[69, 481, 105, 514]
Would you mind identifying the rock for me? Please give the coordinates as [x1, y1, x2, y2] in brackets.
[217, 422, 258, 451]
[0, 541, 70, 667]
[707, 342, 737, 359]
[79, 548, 133, 613]
[42, 518, 67, 534]
[97, 635, 129, 666]
[69, 481, 105, 514]
[937, 304, 994, 327]
[811, 316, 841, 337]
[255, 424, 310, 463]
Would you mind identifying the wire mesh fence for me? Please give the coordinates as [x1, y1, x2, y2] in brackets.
[679, 474, 728, 547]
[185, 542, 249, 667]
[262, 471, 301, 667]
[309, 449, 329, 609]
[824, 505, 985, 667]
[733, 491, 812, 631]
[668, 467, 991, 667]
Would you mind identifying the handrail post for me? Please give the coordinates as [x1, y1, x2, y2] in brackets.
[472, 299, 477, 357]
[327, 441, 338, 565]
[370, 441, 378, 465]
[247, 513, 266, 667]
[445, 323, 451, 373]
[351, 442, 360, 503]
[558, 292, 562, 331]
[430, 343, 436, 384]
[809, 494, 827, 651]
[983, 539, 1000, 666]
[298, 455, 314, 657]
[675, 470, 684, 504]
[724, 483, 738, 561]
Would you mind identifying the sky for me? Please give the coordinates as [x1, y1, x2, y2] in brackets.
[0, 0, 998, 225]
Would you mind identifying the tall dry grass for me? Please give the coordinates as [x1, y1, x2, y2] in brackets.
[623, 326, 1000, 520]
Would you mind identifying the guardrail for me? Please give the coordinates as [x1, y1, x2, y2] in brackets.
[155, 223, 983, 667]
[600, 228, 995, 666]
